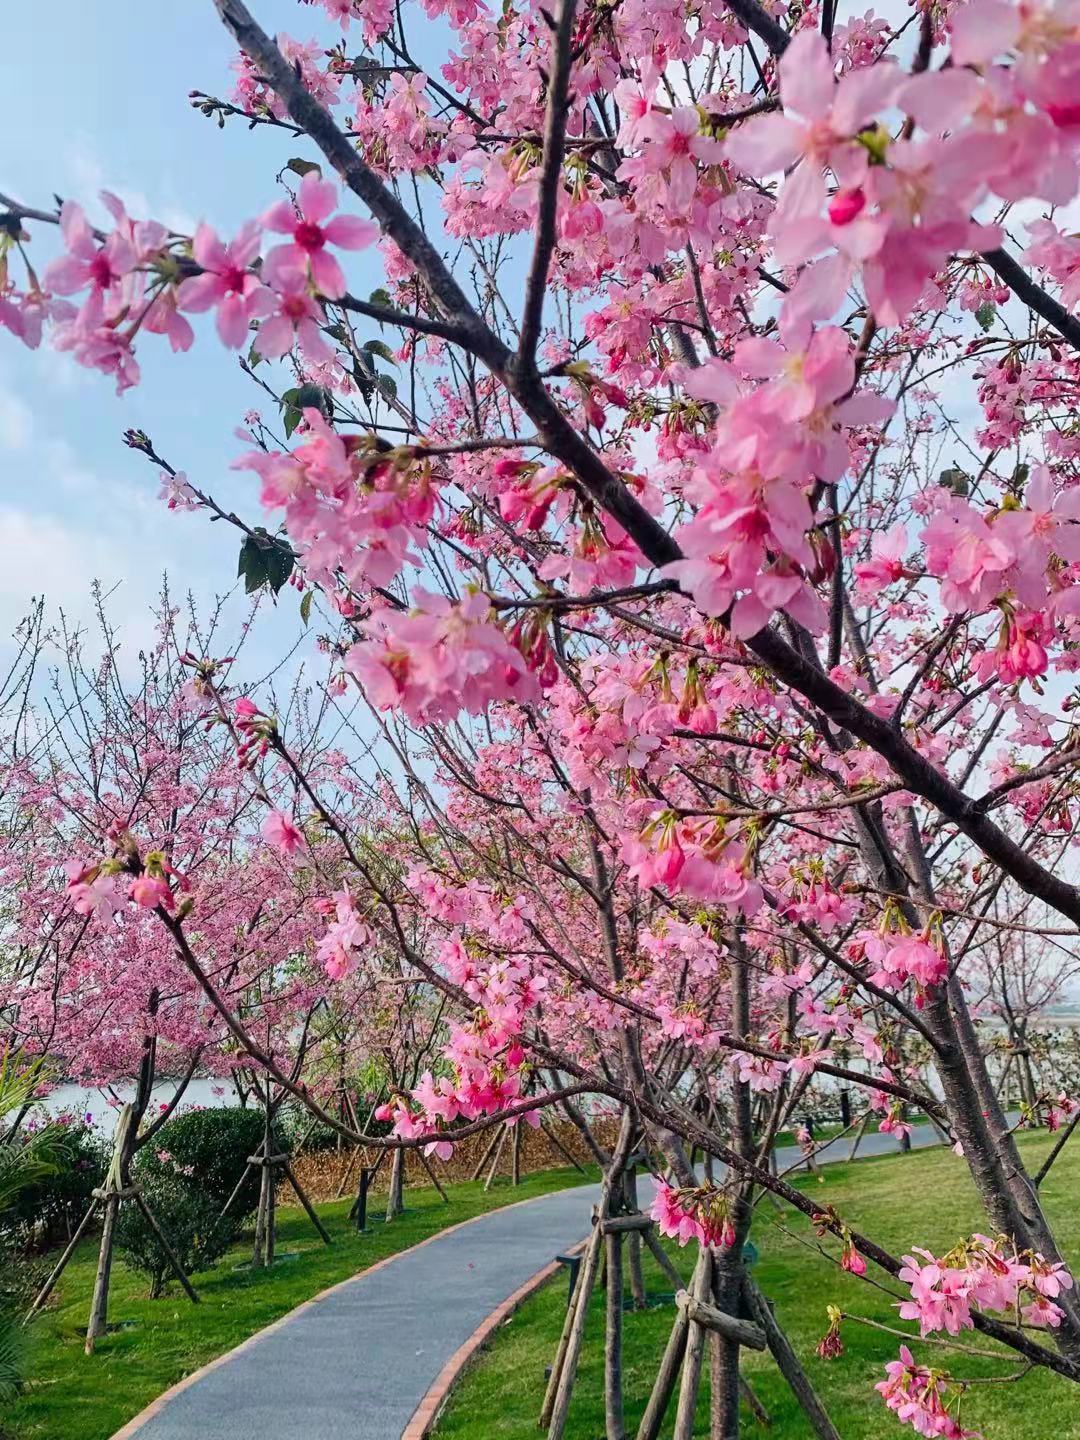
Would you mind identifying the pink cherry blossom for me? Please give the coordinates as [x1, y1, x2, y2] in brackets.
[263, 174, 379, 300]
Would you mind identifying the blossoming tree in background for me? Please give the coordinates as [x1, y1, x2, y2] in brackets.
[4, 0, 1080, 1430]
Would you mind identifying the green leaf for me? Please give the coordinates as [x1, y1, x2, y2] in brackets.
[265, 543, 295, 595]
[278, 386, 302, 438]
[286, 158, 322, 179]
[378, 374, 398, 399]
[237, 536, 294, 596]
[975, 301, 996, 332]
[237, 538, 268, 594]
[300, 588, 314, 626]
[362, 338, 399, 366]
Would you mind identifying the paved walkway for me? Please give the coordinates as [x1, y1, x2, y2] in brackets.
[117, 1121, 951, 1440]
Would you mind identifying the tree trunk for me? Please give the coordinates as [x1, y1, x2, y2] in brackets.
[84, 1194, 118, 1354]
[604, 1231, 625, 1440]
[385, 1145, 405, 1220]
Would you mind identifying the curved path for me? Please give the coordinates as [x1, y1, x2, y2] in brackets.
[115, 1121, 953, 1440]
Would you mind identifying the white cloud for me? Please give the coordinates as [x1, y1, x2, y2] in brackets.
[0, 506, 161, 648]
[66, 136, 198, 234]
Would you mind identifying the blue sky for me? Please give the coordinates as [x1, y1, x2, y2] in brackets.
[1, 1, 389, 675]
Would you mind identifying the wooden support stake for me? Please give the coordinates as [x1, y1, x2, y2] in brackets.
[470, 1126, 500, 1182]
[220, 1155, 256, 1220]
[625, 1169, 646, 1311]
[636, 1307, 689, 1440]
[546, 1223, 604, 1439]
[282, 1160, 332, 1244]
[133, 1191, 200, 1305]
[643, 1226, 685, 1293]
[351, 1165, 373, 1231]
[512, 1122, 523, 1186]
[739, 1375, 772, 1427]
[416, 1146, 451, 1203]
[539, 1234, 596, 1429]
[601, 1213, 654, 1234]
[675, 1290, 766, 1350]
[672, 1251, 712, 1440]
[743, 1277, 841, 1440]
[334, 1142, 361, 1200]
[483, 1126, 509, 1193]
[539, 1117, 586, 1173]
[25, 1198, 98, 1323]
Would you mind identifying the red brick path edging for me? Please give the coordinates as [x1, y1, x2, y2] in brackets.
[401, 1238, 587, 1438]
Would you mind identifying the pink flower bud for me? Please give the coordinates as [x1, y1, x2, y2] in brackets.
[828, 187, 866, 226]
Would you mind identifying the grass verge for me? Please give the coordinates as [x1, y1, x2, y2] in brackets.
[434, 1132, 1077, 1439]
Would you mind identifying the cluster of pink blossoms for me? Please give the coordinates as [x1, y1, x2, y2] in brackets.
[344, 589, 539, 724]
[314, 890, 375, 980]
[871, 1237, 1074, 1433]
[876, 1347, 981, 1439]
[1, 173, 375, 393]
[234, 406, 437, 594]
[621, 809, 764, 915]
[650, 1179, 737, 1249]
[848, 924, 949, 1004]
[64, 846, 186, 918]
[898, 1236, 1075, 1337]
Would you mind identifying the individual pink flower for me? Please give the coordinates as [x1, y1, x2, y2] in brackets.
[44, 201, 134, 298]
[253, 273, 335, 365]
[261, 808, 305, 855]
[854, 524, 908, 596]
[920, 499, 1013, 613]
[725, 30, 899, 222]
[262, 174, 379, 300]
[130, 873, 175, 910]
[177, 221, 271, 347]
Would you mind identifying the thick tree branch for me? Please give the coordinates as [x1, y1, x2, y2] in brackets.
[517, 0, 578, 364]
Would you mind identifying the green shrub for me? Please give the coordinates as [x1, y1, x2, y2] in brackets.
[116, 1171, 232, 1298]
[116, 1107, 276, 1298]
[135, 1107, 270, 1212]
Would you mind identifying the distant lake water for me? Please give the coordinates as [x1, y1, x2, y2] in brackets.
[42, 1076, 234, 1137]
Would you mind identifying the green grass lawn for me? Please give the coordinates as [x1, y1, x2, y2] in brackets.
[434, 1133, 1079, 1439]
[8, 1165, 595, 1440]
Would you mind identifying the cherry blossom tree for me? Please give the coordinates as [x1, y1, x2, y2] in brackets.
[4, 0, 1080, 1431]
